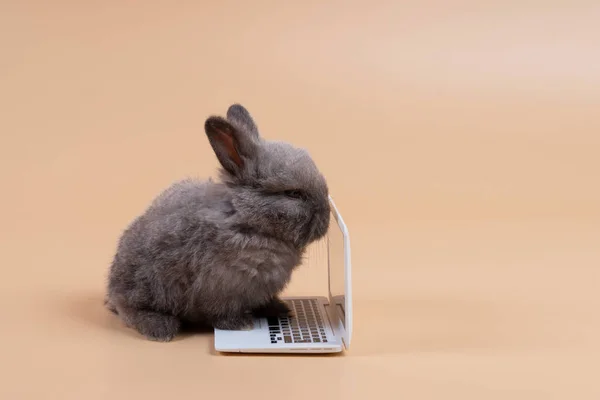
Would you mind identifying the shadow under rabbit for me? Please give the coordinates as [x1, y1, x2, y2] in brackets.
[61, 291, 346, 357]
[61, 291, 214, 342]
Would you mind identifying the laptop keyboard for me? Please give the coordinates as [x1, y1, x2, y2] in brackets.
[267, 299, 328, 344]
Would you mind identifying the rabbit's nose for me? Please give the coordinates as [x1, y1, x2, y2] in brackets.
[314, 197, 330, 212]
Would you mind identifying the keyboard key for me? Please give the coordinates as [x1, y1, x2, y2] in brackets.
[267, 299, 329, 345]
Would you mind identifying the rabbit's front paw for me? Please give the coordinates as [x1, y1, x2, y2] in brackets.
[213, 314, 254, 331]
[253, 297, 293, 318]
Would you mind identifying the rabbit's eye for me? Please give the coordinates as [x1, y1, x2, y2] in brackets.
[283, 190, 306, 200]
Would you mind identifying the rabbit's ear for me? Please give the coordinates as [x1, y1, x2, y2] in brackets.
[226, 104, 259, 138]
[204, 116, 256, 176]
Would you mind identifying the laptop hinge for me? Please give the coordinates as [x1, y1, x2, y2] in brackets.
[324, 303, 345, 348]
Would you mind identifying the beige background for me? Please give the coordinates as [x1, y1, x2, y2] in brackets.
[1, 1, 599, 399]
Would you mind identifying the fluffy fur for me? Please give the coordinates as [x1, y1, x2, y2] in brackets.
[105, 104, 330, 341]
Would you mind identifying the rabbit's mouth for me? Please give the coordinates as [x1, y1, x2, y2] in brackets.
[300, 208, 330, 247]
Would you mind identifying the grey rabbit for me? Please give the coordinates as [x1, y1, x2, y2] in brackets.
[105, 103, 330, 341]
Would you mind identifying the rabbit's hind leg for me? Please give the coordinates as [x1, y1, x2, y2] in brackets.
[116, 302, 181, 342]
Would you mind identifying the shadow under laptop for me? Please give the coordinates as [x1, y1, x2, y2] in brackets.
[214, 349, 345, 357]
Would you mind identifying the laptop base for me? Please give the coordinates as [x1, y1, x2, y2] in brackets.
[214, 296, 344, 354]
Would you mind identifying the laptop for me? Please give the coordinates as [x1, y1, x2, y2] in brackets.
[214, 195, 352, 354]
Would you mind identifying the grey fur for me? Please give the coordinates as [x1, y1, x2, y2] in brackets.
[106, 104, 330, 341]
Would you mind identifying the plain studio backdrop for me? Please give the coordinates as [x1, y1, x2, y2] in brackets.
[1, 1, 599, 399]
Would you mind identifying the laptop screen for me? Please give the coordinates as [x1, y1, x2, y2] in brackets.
[327, 197, 351, 345]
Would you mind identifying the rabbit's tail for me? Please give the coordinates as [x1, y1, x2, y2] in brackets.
[104, 295, 118, 314]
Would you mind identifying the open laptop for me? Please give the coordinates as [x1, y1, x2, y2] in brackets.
[214, 195, 352, 353]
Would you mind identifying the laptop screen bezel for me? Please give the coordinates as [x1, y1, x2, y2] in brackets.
[327, 196, 352, 348]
